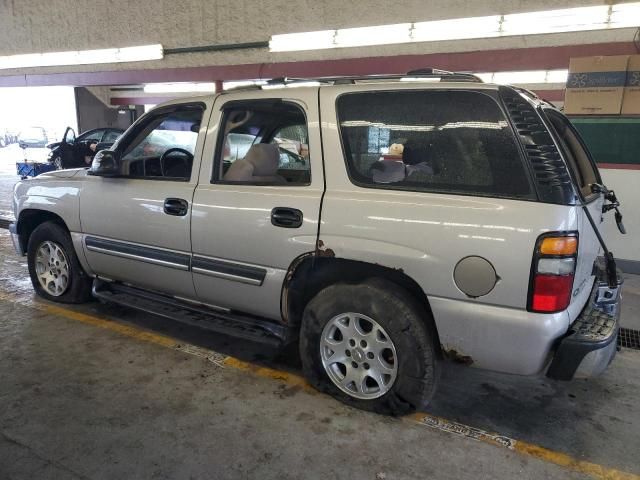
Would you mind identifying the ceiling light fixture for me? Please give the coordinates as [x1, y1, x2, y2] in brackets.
[0, 44, 163, 70]
[222, 80, 269, 90]
[476, 69, 569, 85]
[269, 3, 640, 52]
[143, 82, 216, 94]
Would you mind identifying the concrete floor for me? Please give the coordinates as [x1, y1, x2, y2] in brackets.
[0, 229, 639, 480]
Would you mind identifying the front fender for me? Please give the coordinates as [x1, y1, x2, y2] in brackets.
[14, 170, 86, 232]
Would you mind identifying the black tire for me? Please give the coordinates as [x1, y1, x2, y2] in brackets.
[300, 278, 440, 415]
[27, 221, 93, 303]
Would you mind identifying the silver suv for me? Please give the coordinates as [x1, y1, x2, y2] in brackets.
[10, 71, 624, 415]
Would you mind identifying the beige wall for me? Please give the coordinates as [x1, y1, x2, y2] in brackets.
[0, 0, 637, 76]
[599, 169, 640, 266]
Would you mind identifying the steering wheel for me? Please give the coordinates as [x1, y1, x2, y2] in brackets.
[160, 148, 194, 177]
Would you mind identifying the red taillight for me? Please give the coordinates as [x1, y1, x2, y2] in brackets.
[528, 233, 578, 313]
[531, 274, 573, 312]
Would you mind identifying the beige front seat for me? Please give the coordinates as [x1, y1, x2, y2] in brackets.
[223, 143, 285, 183]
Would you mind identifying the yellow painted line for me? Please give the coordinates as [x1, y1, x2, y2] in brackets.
[0, 288, 638, 480]
[409, 413, 640, 480]
[0, 290, 227, 366]
[45, 304, 178, 347]
[513, 441, 639, 480]
[223, 356, 315, 392]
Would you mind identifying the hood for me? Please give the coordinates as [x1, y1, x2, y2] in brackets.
[37, 168, 85, 179]
[47, 141, 62, 150]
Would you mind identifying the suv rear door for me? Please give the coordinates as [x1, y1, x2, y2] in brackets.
[191, 89, 323, 320]
[543, 109, 605, 313]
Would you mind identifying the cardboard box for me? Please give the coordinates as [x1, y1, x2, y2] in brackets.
[622, 55, 640, 115]
[564, 55, 629, 115]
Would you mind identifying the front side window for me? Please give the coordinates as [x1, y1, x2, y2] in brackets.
[337, 90, 533, 199]
[119, 107, 203, 180]
[80, 130, 104, 143]
[214, 101, 310, 185]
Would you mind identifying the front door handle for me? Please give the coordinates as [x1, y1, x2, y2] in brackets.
[271, 207, 303, 228]
[164, 198, 188, 216]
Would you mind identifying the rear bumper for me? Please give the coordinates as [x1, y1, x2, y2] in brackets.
[546, 271, 622, 380]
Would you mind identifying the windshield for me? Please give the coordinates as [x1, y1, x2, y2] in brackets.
[123, 111, 199, 161]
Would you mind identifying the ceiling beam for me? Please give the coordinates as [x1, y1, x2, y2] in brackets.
[0, 41, 635, 88]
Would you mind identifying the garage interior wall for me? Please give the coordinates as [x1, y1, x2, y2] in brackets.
[75, 88, 141, 133]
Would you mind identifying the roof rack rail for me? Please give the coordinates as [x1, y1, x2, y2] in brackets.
[221, 68, 483, 92]
[509, 85, 556, 108]
[404, 68, 483, 82]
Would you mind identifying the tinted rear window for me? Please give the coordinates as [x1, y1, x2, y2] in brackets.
[546, 111, 598, 199]
[337, 90, 534, 199]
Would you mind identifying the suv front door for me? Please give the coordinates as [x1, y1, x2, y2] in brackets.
[80, 101, 211, 299]
[191, 91, 323, 320]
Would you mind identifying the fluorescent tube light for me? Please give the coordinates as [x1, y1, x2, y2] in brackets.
[492, 70, 548, 84]
[335, 23, 411, 47]
[223, 80, 268, 90]
[143, 82, 216, 94]
[545, 69, 569, 83]
[475, 69, 568, 85]
[269, 30, 335, 52]
[501, 6, 608, 36]
[610, 2, 640, 27]
[0, 44, 163, 70]
[412, 16, 501, 42]
[269, 3, 640, 52]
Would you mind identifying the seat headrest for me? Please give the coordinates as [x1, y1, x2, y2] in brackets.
[245, 143, 280, 176]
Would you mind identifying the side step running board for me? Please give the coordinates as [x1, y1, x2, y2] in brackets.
[92, 279, 289, 346]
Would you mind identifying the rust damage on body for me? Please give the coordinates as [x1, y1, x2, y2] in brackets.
[442, 347, 474, 366]
[316, 239, 335, 258]
[280, 252, 315, 324]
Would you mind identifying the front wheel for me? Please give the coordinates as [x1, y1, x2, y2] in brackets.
[300, 279, 440, 415]
[27, 221, 93, 303]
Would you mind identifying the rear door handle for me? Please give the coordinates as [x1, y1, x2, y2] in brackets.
[164, 198, 189, 216]
[271, 207, 303, 228]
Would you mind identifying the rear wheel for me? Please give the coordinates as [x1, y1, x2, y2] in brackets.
[300, 279, 440, 415]
[27, 221, 92, 303]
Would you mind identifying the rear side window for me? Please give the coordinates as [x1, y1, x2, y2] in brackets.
[337, 90, 533, 199]
[545, 110, 599, 199]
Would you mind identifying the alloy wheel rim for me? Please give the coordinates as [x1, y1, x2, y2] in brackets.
[35, 241, 70, 296]
[320, 312, 398, 400]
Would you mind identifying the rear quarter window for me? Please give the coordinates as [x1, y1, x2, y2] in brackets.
[336, 90, 534, 199]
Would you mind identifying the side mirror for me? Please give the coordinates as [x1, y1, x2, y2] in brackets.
[88, 149, 121, 176]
